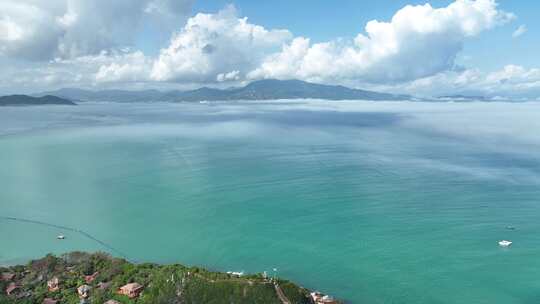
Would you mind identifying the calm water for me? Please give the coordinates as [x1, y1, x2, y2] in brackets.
[1, 100, 540, 303]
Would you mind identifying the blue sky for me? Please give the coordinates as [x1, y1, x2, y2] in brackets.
[190, 0, 537, 72]
[195, 1, 456, 41]
[1, 0, 539, 98]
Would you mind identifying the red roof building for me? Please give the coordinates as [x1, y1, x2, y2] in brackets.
[6, 282, 19, 296]
[118, 282, 144, 298]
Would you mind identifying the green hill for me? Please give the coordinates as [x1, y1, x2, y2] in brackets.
[0, 252, 322, 304]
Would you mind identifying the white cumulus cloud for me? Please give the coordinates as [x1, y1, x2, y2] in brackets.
[0, 0, 193, 61]
[217, 70, 241, 82]
[150, 5, 292, 82]
[250, 0, 514, 84]
[95, 51, 152, 83]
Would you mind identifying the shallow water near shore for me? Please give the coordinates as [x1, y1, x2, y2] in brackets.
[2, 100, 540, 303]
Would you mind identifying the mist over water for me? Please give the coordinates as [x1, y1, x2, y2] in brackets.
[1, 100, 540, 303]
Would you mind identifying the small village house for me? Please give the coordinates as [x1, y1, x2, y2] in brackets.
[118, 282, 144, 298]
[47, 277, 60, 292]
[77, 284, 91, 299]
[6, 282, 20, 296]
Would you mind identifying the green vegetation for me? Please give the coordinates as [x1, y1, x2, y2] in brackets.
[0, 252, 313, 304]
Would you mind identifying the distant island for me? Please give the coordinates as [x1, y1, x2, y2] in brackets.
[37, 79, 410, 103]
[0, 95, 76, 106]
[0, 252, 339, 304]
[437, 94, 489, 101]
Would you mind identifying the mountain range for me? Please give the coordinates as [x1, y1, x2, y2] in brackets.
[36, 79, 411, 102]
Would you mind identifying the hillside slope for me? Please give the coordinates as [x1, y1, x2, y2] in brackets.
[37, 79, 409, 102]
[0, 252, 321, 304]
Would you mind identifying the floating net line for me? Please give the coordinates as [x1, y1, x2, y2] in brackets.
[0, 216, 132, 262]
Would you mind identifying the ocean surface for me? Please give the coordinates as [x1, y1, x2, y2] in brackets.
[1, 100, 540, 303]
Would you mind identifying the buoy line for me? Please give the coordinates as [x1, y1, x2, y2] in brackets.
[0, 216, 132, 262]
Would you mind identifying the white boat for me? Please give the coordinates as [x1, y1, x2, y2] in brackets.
[498, 240, 512, 247]
[57, 235, 65, 240]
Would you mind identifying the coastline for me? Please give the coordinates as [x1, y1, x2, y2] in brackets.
[0, 252, 340, 304]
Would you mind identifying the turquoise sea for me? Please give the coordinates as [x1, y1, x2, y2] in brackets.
[1, 100, 540, 303]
